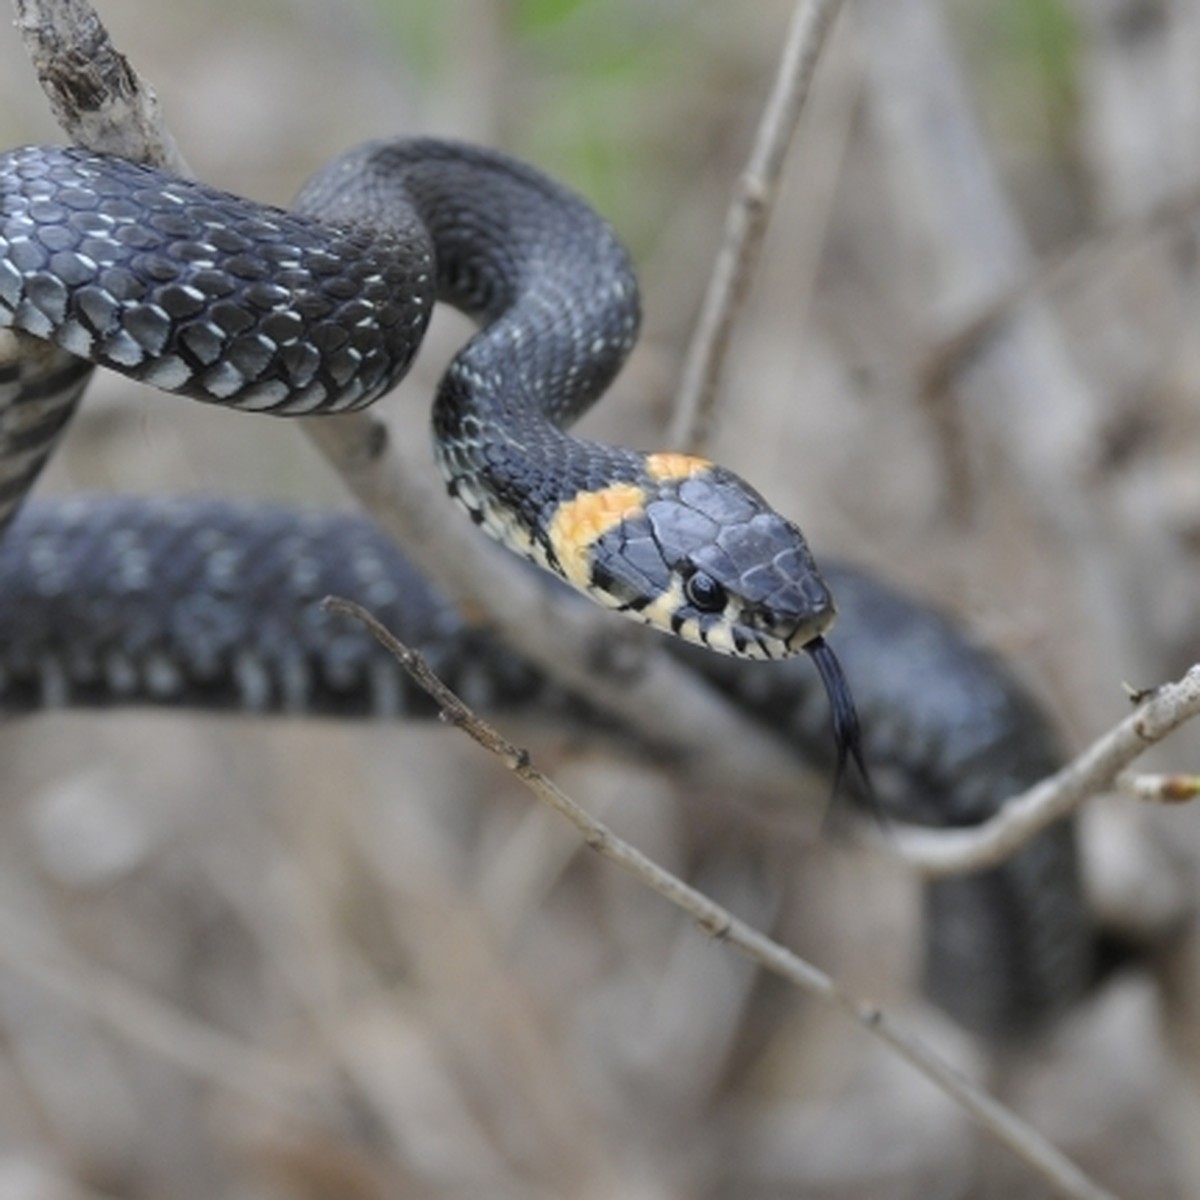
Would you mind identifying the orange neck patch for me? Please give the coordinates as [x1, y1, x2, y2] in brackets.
[546, 481, 647, 591]
[644, 451, 713, 482]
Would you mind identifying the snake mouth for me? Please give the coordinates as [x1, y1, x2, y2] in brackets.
[779, 603, 838, 657]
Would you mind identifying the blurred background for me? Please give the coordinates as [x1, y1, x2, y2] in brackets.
[1, 0, 1199, 1196]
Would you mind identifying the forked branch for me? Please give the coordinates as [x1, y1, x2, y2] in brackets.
[326, 595, 1117, 1200]
[889, 665, 1200, 877]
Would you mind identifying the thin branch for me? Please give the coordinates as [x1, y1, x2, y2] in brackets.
[887, 664, 1200, 878]
[12, 0, 185, 171]
[11, 0, 820, 812]
[325, 595, 1117, 1200]
[1119, 772, 1200, 805]
[667, 0, 845, 453]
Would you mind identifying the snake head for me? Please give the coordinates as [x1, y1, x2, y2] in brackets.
[562, 455, 838, 661]
[561, 454, 874, 806]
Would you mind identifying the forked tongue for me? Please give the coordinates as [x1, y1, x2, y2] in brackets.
[804, 636, 880, 823]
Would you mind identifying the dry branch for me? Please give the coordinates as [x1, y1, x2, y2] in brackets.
[889, 664, 1200, 877]
[327, 595, 1118, 1200]
[1120, 772, 1200, 805]
[13, 0, 185, 170]
[668, 0, 845, 453]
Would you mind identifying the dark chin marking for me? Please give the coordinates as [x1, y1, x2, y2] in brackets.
[589, 558, 615, 592]
[614, 596, 651, 614]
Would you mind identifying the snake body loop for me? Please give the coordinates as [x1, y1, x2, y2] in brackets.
[0, 138, 1103, 1038]
[0, 140, 838, 665]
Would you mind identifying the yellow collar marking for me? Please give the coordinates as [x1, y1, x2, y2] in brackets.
[546, 481, 646, 591]
[644, 451, 712, 482]
[545, 455, 712, 596]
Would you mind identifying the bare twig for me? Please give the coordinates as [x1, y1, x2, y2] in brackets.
[12, 0, 185, 170]
[667, 0, 845, 453]
[1119, 772, 1200, 805]
[325, 595, 1117, 1200]
[888, 665, 1200, 877]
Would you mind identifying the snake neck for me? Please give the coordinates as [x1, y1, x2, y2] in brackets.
[295, 138, 643, 427]
[297, 138, 652, 584]
[431, 355, 646, 570]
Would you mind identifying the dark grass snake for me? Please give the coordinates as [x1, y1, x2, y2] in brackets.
[0, 138, 1108, 1038]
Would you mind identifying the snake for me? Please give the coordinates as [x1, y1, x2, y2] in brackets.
[0, 138, 1106, 1037]
[0, 137, 869, 790]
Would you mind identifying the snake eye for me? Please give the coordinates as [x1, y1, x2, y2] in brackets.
[684, 570, 728, 613]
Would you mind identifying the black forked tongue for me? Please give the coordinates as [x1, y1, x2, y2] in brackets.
[804, 636, 880, 824]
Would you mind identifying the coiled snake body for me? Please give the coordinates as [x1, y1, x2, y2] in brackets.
[0, 141, 834, 657]
[0, 139, 1099, 1037]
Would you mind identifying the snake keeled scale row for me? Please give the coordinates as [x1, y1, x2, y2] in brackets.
[0, 138, 1103, 1037]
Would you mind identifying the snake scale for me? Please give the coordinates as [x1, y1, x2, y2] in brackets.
[0, 138, 1103, 1038]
